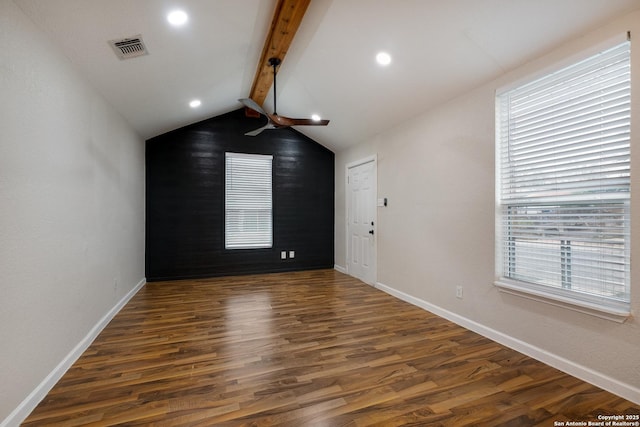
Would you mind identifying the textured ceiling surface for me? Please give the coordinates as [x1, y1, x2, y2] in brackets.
[15, 0, 640, 151]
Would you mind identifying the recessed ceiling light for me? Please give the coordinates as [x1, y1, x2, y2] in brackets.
[311, 114, 321, 122]
[167, 10, 188, 26]
[376, 51, 391, 66]
[189, 99, 201, 108]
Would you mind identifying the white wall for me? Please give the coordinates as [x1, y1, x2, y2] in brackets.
[0, 1, 146, 423]
[336, 11, 640, 403]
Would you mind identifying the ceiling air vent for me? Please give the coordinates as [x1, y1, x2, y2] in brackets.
[108, 35, 148, 60]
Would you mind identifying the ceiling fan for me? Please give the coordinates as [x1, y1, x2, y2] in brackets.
[239, 57, 330, 136]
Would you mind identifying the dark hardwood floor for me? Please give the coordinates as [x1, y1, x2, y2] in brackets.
[23, 269, 639, 426]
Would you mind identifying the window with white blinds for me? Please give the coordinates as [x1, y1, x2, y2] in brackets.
[225, 152, 273, 249]
[496, 40, 631, 316]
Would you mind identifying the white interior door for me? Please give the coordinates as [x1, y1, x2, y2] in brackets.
[347, 158, 376, 285]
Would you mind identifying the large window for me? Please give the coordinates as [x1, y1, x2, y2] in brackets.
[496, 39, 631, 318]
[225, 152, 273, 249]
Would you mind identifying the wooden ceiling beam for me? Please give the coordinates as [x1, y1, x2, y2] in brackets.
[248, 0, 312, 107]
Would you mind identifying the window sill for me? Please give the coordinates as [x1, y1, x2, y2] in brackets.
[495, 279, 631, 323]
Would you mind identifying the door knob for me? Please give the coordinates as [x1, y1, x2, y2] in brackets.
[368, 229, 374, 235]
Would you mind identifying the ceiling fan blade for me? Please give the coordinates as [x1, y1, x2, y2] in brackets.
[244, 122, 277, 137]
[269, 114, 330, 127]
[288, 118, 330, 126]
[239, 98, 268, 117]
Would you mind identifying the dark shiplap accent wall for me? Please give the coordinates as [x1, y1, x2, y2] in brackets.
[145, 109, 334, 281]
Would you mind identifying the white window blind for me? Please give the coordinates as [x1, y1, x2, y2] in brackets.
[225, 152, 273, 249]
[496, 40, 631, 316]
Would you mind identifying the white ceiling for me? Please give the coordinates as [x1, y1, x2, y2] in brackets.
[14, 0, 640, 152]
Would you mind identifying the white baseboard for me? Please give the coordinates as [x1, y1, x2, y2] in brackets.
[375, 281, 640, 405]
[1, 278, 146, 427]
[334, 264, 347, 274]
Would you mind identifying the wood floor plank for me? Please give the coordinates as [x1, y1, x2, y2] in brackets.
[22, 269, 639, 426]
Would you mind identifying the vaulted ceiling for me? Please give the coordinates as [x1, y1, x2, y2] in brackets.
[14, 0, 640, 152]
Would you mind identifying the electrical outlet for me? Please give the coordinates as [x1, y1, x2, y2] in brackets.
[456, 286, 463, 299]
[289, 251, 295, 259]
[281, 251, 287, 260]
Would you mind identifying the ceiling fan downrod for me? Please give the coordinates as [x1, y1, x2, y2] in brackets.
[268, 57, 281, 115]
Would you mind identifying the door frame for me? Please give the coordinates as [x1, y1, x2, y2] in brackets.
[345, 154, 378, 286]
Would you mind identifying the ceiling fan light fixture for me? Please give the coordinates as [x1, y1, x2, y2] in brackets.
[167, 10, 188, 26]
[311, 114, 322, 122]
[376, 51, 392, 66]
[189, 99, 201, 108]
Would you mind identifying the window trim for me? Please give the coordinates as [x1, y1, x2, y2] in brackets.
[224, 152, 273, 250]
[495, 279, 630, 323]
[494, 36, 632, 322]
